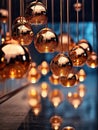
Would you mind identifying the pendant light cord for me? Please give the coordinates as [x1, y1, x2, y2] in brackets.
[82, 0, 84, 38]
[92, 0, 94, 49]
[20, 0, 24, 16]
[60, 0, 63, 53]
[52, 0, 54, 30]
[8, 0, 12, 36]
[76, 0, 79, 42]
[67, 0, 70, 55]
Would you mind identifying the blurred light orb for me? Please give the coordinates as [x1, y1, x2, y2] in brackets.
[62, 126, 75, 130]
[0, 9, 8, 23]
[77, 69, 86, 82]
[66, 92, 82, 109]
[50, 115, 63, 130]
[40, 82, 50, 98]
[49, 89, 64, 107]
[34, 27, 58, 53]
[32, 103, 42, 116]
[12, 16, 34, 45]
[78, 39, 92, 56]
[69, 45, 87, 67]
[38, 61, 49, 75]
[86, 52, 98, 68]
[60, 72, 77, 87]
[77, 84, 86, 98]
[56, 33, 75, 52]
[0, 43, 31, 79]
[49, 74, 60, 85]
[50, 53, 73, 77]
[73, 2, 82, 11]
[25, 1, 47, 25]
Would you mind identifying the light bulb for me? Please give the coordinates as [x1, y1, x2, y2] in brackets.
[50, 53, 73, 77]
[49, 74, 60, 85]
[77, 69, 86, 82]
[38, 61, 49, 75]
[77, 84, 86, 98]
[25, 1, 47, 25]
[62, 126, 75, 130]
[34, 27, 58, 53]
[0, 9, 8, 23]
[40, 82, 49, 98]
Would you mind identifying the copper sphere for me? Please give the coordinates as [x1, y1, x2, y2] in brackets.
[12, 16, 34, 45]
[50, 53, 73, 77]
[78, 39, 92, 56]
[62, 126, 75, 130]
[50, 115, 63, 130]
[49, 89, 64, 107]
[69, 45, 87, 67]
[34, 27, 58, 53]
[0, 9, 8, 23]
[0, 43, 31, 79]
[25, 1, 47, 25]
[60, 72, 77, 87]
[56, 33, 75, 52]
[86, 52, 98, 68]
[73, 2, 82, 11]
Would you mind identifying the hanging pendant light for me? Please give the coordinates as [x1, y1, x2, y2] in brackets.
[49, 89, 64, 107]
[60, 72, 77, 87]
[25, 1, 47, 25]
[78, 39, 92, 56]
[0, 43, 31, 79]
[56, 33, 75, 52]
[50, 53, 73, 77]
[34, 27, 58, 53]
[50, 115, 63, 130]
[32, 103, 42, 116]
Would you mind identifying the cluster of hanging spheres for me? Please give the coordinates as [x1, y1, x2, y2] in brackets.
[0, 1, 98, 86]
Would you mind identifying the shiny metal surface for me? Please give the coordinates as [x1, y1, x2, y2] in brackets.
[50, 53, 73, 76]
[25, 1, 47, 25]
[12, 16, 34, 45]
[34, 27, 58, 53]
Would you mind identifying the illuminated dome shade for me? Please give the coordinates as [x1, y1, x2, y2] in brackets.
[12, 16, 34, 45]
[0, 43, 31, 79]
[69, 45, 88, 67]
[34, 27, 58, 53]
[56, 33, 75, 52]
[50, 53, 73, 76]
[25, 1, 47, 25]
[78, 39, 92, 56]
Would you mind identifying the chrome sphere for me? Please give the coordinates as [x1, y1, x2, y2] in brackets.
[34, 27, 58, 53]
[25, 1, 47, 25]
[12, 16, 34, 45]
[0, 43, 31, 79]
[69, 45, 88, 67]
[78, 39, 92, 56]
[50, 53, 73, 76]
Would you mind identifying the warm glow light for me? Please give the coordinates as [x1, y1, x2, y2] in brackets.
[77, 84, 86, 97]
[77, 69, 86, 82]
[50, 115, 63, 130]
[38, 61, 49, 75]
[40, 82, 49, 98]
[62, 126, 75, 130]
[49, 74, 60, 85]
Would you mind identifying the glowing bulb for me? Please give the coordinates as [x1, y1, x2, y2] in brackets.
[77, 84, 86, 97]
[77, 69, 86, 82]
[49, 74, 60, 85]
[40, 82, 49, 98]
[38, 61, 49, 75]
[62, 126, 75, 130]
